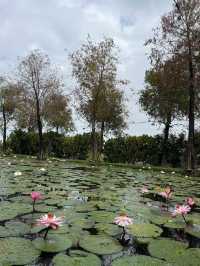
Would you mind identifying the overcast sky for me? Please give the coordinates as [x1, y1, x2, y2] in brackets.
[0, 0, 184, 136]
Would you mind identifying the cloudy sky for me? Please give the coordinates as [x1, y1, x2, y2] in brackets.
[0, 0, 182, 136]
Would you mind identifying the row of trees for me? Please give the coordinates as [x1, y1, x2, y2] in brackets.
[7, 129, 187, 168]
[139, 0, 200, 172]
[1, 0, 200, 171]
[0, 38, 127, 160]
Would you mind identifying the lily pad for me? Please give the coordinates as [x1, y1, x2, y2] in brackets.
[0, 225, 12, 237]
[127, 223, 162, 238]
[48, 224, 70, 234]
[70, 218, 95, 229]
[33, 235, 72, 253]
[135, 237, 154, 245]
[149, 215, 169, 225]
[88, 211, 116, 223]
[5, 221, 30, 236]
[52, 250, 101, 266]
[173, 248, 200, 266]
[66, 227, 90, 247]
[0, 237, 40, 265]
[112, 255, 171, 266]
[0, 202, 32, 222]
[164, 218, 186, 229]
[79, 235, 123, 255]
[95, 223, 122, 236]
[148, 238, 188, 262]
[185, 225, 200, 238]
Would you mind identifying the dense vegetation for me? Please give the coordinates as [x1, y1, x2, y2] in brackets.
[5, 129, 194, 167]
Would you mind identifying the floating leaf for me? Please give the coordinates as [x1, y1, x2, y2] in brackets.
[112, 255, 170, 266]
[88, 211, 116, 223]
[95, 223, 122, 236]
[164, 218, 186, 229]
[148, 238, 188, 262]
[79, 235, 122, 255]
[127, 223, 162, 238]
[33, 235, 72, 253]
[4, 221, 30, 237]
[185, 225, 200, 239]
[52, 250, 101, 266]
[173, 248, 200, 265]
[0, 237, 40, 265]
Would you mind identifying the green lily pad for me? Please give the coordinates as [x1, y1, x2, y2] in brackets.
[79, 235, 122, 255]
[164, 219, 186, 229]
[148, 238, 188, 262]
[5, 221, 30, 236]
[30, 225, 47, 234]
[149, 215, 170, 225]
[65, 227, 90, 247]
[70, 218, 95, 229]
[88, 211, 116, 223]
[0, 237, 40, 265]
[95, 223, 122, 236]
[0, 202, 32, 221]
[173, 248, 200, 266]
[52, 250, 101, 266]
[47, 224, 70, 235]
[112, 255, 171, 266]
[0, 225, 12, 237]
[33, 235, 72, 253]
[127, 223, 162, 238]
[74, 202, 97, 212]
[135, 237, 154, 245]
[185, 225, 200, 238]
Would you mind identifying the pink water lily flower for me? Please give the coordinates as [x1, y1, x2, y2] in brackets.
[172, 204, 191, 224]
[114, 214, 133, 227]
[159, 186, 172, 200]
[172, 204, 191, 217]
[37, 213, 64, 230]
[31, 191, 42, 201]
[186, 197, 195, 207]
[141, 187, 149, 194]
[159, 191, 172, 199]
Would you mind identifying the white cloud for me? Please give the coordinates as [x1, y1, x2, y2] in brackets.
[0, 0, 177, 136]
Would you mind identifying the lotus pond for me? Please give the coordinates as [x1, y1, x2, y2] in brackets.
[0, 155, 200, 266]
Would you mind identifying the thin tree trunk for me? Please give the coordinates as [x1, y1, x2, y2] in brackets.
[186, 35, 195, 171]
[159, 115, 171, 165]
[36, 98, 44, 160]
[91, 120, 96, 161]
[56, 126, 59, 134]
[2, 103, 7, 153]
[100, 121, 105, 154]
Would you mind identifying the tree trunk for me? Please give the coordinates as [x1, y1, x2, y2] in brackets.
[2, 103, 7, 153]
[100, 121, 105, 154]
[56, 126, 59, 134]
[36, 98, 44, 160]
[91, 120, 97, 161]
[186, 36, 195, 171]
[159, 115, 171, 165]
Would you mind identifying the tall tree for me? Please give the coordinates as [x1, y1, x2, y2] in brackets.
[44, 92, 74, 133]
[96, 87, 127, 154]
[140, 57, 187, 165]
[0, 77, 19, 153]
[15, 89, 37, 132]
[70, 37, 127, 160]
[146, 0, 200, 171]
[17, 49, 62, 159]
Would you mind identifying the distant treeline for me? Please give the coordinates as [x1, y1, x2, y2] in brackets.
[5, 129, 200, 168]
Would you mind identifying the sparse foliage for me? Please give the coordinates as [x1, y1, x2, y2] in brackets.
[70, 37, 127, 160]
[17, 49, 63, 159]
